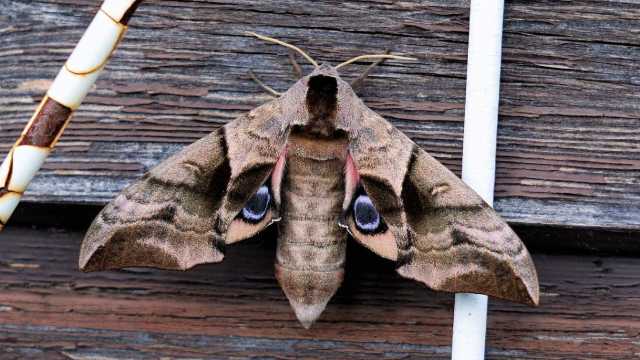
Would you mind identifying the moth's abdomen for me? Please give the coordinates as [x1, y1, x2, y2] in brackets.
[275, 133, 348, 328]
[277, 179, 345, 271]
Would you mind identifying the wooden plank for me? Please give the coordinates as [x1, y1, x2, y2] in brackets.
[0, 226, 638, 359]
[0, 0, 639, 230]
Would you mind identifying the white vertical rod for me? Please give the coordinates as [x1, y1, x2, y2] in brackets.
[451, 0, 505, 359]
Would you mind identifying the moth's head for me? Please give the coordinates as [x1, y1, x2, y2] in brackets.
[246, 32, 415, 134]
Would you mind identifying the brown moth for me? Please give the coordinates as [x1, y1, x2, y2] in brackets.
[80, 47, 539, 328]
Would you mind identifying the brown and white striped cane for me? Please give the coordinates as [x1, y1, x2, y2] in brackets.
[0, 0, 143, 231]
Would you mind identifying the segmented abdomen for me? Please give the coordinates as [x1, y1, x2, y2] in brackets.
[274, 133, 348, 327]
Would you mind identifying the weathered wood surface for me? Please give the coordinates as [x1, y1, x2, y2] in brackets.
[0, 0, 639, 230]
[0, 226, 638, 359]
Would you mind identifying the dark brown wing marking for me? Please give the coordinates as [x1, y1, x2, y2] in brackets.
[216, 101, 289, 231]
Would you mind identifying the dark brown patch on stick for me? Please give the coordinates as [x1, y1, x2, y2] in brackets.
[121, 0, 144, 25]
[19, 98, 72, 147]
[4, 152, 13, 188]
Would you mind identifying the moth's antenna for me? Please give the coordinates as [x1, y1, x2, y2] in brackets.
[336, 54, 417, 70]
[246, 32, 319, 68]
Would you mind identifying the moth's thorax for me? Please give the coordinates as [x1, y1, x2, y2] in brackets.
[280, 63, 361, 139]
[274, 132, 349, 327]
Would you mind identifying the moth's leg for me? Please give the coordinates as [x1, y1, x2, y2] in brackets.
[248, 49, 304, 97]
[248, 70, 282, 97]
[288, 50, 303, 79]
[350, 50, 390, 91]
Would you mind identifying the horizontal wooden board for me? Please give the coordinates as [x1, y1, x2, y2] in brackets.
[0, 0, 639, 230]
[0, 226, 639, 359]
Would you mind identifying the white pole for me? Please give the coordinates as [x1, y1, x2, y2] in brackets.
[451, 0, 505, 359]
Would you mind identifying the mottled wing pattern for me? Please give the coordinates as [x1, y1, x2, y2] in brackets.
[348, 107, 539, 305]
[398, 148, 539, 305]
[80, 129, 230, 271]
[80, 100, 287, 272]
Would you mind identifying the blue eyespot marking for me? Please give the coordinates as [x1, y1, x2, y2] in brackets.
[241, 185, 271, 223]
[353, 194, 381, 233]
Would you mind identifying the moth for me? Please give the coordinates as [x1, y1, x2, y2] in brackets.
[78, 35, 539, 329]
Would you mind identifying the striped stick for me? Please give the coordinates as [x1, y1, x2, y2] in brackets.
[0, 0, 143, 231]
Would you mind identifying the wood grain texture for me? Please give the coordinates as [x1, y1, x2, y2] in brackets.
[0, 226, 638, 359]
[0, 0, 639, 230]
